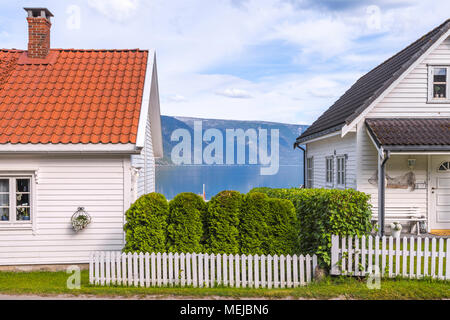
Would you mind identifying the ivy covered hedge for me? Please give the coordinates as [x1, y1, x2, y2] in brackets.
[250, 187, 373, 266]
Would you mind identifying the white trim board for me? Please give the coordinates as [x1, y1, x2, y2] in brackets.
[0, 143, 141, 154]
[135, 50, 155, 148]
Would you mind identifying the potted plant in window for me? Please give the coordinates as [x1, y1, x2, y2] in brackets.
[16, 207, 30, 221]
[22, 210, 30, 221]
[390, 222, 402, 238]
[0, 213, 7, 221]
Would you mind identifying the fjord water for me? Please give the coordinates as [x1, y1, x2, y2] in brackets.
[156, 164, 303, 200]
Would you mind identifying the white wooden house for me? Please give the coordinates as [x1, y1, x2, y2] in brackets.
[295, 19, 450, 236]
[0, 8, 162, 267]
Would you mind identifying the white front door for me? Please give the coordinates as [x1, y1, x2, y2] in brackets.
[430, 156, 450, 230]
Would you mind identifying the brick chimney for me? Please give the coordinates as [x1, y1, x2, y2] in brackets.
[24, 8, 54, 59]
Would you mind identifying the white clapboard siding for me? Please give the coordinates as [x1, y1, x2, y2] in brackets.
[0, 155, 131, 266]
[356, 128, 428, 221]
[306, 133, 357, 189]
[131, 81, 156, 198]
[331, 235, 450, 280]
[90, 251, 318, 288]
[367, 37, 450, 118]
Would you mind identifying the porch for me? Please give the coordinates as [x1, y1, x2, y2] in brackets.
[365, 118, 450, 236]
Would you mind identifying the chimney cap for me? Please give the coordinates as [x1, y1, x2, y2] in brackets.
[23, 7, 54, 19]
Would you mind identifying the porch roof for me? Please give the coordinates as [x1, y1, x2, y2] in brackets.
[365, 118, 450, 151]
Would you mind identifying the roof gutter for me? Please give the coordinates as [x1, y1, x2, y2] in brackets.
[0, 143, 142, 154]
[383, 145, 450, 152]
[295, 124, 342, 145]
[294, 143, 306, 188]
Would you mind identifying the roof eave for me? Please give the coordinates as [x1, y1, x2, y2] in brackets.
[295, 124, 343, 145]
[342, 21, 450, 135]
[135, 50, 164, 158]
[383, 145, 450, 152]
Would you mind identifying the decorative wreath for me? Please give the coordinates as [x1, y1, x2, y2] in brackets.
[71, 207, 92, 232]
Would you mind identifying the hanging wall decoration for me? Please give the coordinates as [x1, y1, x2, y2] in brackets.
[71, 207, 92, 232]
[368, 170, 416, 190]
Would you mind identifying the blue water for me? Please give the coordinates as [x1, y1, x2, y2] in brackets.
[156, 165, 303, 200]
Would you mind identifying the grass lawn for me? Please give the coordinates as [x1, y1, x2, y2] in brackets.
[340, 236, 449, 277]
[0, 270, 448, 299]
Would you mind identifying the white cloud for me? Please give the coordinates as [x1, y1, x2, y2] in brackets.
[164, 94, 187, 103]
[87, 0, 140, 22]
[216, 88, 252, 99]
[271, 18, 358, 60]
[6, 0, 450, 125]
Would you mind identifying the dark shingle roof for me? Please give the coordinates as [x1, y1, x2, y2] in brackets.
[366, 118, 450, 148]
[296, 19, 450, 144]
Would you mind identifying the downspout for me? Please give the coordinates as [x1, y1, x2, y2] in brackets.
[294, 143, 306, 188]
[378, 150, 390, 236]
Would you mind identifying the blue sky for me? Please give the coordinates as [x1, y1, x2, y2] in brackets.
[1, 0, 450, 124]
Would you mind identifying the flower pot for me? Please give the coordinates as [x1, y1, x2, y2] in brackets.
[392, 229, 401, 238]
[23, 216, 30, 221]
[1, 216, 7, 221]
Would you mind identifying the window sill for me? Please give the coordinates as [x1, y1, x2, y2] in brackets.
[427, 99, 450, 104]
[0, 222, 32, 230]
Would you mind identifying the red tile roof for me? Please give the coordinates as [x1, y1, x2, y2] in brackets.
[0, 49, 148, 144]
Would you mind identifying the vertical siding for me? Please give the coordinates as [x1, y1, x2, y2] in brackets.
[367, 36, 450, 117]
[0, 155, 127, 265]
[306, 133, 357, 189]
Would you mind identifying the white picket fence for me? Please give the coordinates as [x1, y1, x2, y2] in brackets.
[89, 252, 317, 288]
[330, 235, 450, 280]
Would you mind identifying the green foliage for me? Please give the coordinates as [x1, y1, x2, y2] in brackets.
[206, 190, 243, 254]
[266, 198, 298, 255]
[251, 187, 372, 266]
[239, 192, 270, 255]
[123, 192, 169, 253]
[166, 192, 207, 253]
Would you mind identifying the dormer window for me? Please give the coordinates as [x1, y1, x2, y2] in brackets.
[428, 66, 450, 102]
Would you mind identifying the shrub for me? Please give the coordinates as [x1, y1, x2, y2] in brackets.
[265, 198, 298, 255]
[207, 190, 242, 254]
[239, 192, 270, 255]
[123, 192, 168, 253]
[166, 192, 207, 253]
[251, 187, 372, 266]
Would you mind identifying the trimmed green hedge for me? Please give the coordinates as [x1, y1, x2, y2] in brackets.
[239, 192, 298, 255]
[206, 190, 242, 254]
[266, 197, 298, 255]
[166, 192, 207, 253]
[251, 187, 372, 266]
[123, 188, 370, 264]
[123, 192, 169, 253]
[239, 192, 270, 255]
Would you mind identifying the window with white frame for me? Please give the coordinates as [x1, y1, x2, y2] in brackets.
[306, 157, 314, 188]
[326, 156, 334, 186]
[0, 177, 32, 223]
[336, 156, 346, 187]
[428, 66, 450, 101]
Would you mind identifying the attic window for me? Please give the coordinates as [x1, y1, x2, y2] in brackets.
[428, 66, 450, 102]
